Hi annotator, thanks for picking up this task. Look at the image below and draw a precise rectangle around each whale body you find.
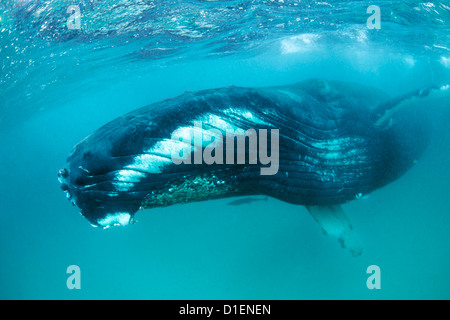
[58,79,448,256]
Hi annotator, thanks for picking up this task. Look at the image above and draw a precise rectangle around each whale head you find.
[57,117,151,228]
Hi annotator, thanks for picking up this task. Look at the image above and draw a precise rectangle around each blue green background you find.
[0,0,449,299]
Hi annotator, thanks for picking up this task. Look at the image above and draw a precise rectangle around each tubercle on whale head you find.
[57,168,75,203]
[57,168,69,188]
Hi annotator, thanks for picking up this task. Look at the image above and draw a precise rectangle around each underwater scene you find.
[0,0,449,300]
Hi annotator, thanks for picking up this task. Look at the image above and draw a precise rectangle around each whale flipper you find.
[372,84,450,128]
[306,205,363,257]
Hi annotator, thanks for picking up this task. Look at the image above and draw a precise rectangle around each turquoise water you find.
[1,0,450,299]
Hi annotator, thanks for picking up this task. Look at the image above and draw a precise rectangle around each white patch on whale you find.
[113,151,175,191]
[115,169,146,183]
[97,212,131,228]
[222,108,270,126]
[126,153,172,173]
[200,114,238,132]
[114,170,145,191]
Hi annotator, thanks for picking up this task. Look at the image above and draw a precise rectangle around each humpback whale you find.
[58,79,449,256]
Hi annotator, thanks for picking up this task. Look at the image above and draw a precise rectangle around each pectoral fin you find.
[306,205,363,257]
